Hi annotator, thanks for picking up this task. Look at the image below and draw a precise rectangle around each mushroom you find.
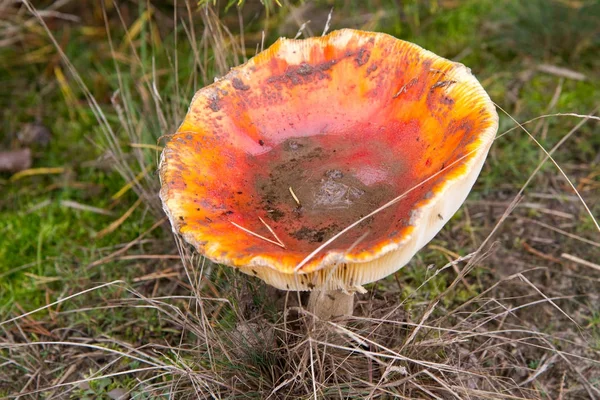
[159,29,498,319]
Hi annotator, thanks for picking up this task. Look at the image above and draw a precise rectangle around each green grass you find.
[0,128,156,312]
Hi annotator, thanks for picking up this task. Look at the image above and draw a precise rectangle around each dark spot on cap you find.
[324,169,344,179]
[354,48,370,67]
[440,96,455,105]
[208,94,220,112]
[232,77,250,91]
[266,60,336,88]
[297,63,314,76]
[366,64,378,76]
[258,139,265,146]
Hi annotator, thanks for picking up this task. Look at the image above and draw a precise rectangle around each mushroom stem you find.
[308,290,355,320]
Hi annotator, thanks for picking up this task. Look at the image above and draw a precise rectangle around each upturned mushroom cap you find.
[159,29,498,292]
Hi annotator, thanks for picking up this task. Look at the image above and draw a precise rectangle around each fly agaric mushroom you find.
[159,29,498,319]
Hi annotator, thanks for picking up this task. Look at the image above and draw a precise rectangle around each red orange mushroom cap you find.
[159,29,498,292]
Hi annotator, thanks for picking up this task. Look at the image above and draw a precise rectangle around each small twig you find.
[537,64,586,81]
[522,241,562,264]
[561,253,600,272]
[393,78,418,98]
[288,186,301,206]
[133,270,180,282]
[427,244,473,291]
[230,221,285,248]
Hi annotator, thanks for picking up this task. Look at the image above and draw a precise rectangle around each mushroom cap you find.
[159,29,498,292]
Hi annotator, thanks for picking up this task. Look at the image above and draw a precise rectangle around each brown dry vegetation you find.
[1,0,599,399]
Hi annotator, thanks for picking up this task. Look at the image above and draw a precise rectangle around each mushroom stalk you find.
[308,290,354,319]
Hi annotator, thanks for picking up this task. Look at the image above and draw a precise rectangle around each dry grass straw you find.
[3,247,599,398]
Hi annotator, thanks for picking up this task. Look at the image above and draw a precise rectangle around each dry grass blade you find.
[523,218,600,248]
[231,220,285,248]
[111,165,152,201]
[10,167,65,181]
[519,354,558,386]
[561,253,600,272]
[400,300,438,351]
[322,8,334,36]
[537,64,587,81]
[517,274,580,328]
[288,186,301,205]
[259,216,286,247]
[0,281,124,327]
[459,107,600,286]
[88,217,166,268]
[129,143,164,151]
[493,102,599,232]
[96,198,143,239]
[59,200,115,216]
